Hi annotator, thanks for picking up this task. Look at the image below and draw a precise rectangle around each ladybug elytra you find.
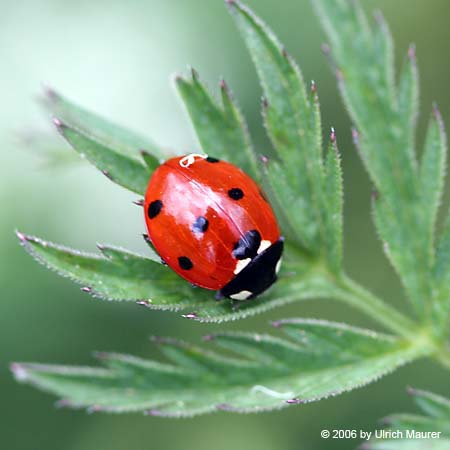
[144,153,283,300]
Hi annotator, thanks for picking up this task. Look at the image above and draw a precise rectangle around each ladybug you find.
[144,153,283,300]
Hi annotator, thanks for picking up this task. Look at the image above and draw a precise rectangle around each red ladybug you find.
[144,153,283,300]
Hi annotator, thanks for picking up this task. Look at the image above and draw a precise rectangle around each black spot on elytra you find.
[192,216,209,233]
[228,188,244,200]
[148,200,163,219]
[233,230,261,260]
[178,256,193,270]
[206,156,220,163]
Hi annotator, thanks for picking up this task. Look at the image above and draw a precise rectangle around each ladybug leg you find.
[142,233,153,248]
[190,283,198,288]
[215,291,224,301]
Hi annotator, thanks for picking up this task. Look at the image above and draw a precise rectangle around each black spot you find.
[192,216,209,233]
[178,256,193,270]
[228,188,244,200]
[233,230,261,260]
[148,200,163,219]
[206,156,220,163]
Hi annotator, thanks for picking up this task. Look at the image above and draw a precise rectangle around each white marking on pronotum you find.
[230,290,252,300]
[250,385,294,399]
[275,257,283,274]
[179,153,208,168]
[234,258,251,275]
[257,240,271,254]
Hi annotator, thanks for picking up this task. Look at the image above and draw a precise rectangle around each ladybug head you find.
[219,237,284,301]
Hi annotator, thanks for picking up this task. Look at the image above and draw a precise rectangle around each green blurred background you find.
[2,1,450,449]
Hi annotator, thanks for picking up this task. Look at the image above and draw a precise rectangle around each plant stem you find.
[334,274,418,339]
[334,274,450,373]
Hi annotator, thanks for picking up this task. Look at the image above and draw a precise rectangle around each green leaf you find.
[420,108,447,274]
[372,11,396,107]
[10,319,423,416]
[397,45,419,162]
[227,1,326,255]
[425,107,449,336]
[367,389,450,449]
[140,150,160,173]
[383,413,450,437]
[227,1,344,275]
[409,387,450,421]
[42,87,168,160]
[16,232,337,322]
[314,0,441,317]
[322,135,343,273]
[175,70,258,178]
[54,120,151,195]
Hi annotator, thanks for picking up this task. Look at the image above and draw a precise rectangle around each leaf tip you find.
[92,351,109,360]
[216,403,234,411]
[55,398,73,409]
[136,300,152,307]
[408,43,416,61]
[330,127,336,143]
[10,363,29,382]
[432,102,442,120]
[373,9,387,28]
[285,398,304,404]
[219,78,228,91]
[351,127,360,145]
[202,334,215,341]
[52,117,65,129]
[173,73,183,85]
[15,230,28,243]
[139,149,147,156]
[378,415,392,426]
[87,404,103,414]
[190,67,199,81]
[406,385,418,396]
[150,336,174,346]
[42,83,59,101]
[144,409,164,416]
[101,169,113,181]
[181,312,198,320]
[321,43,331,55]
